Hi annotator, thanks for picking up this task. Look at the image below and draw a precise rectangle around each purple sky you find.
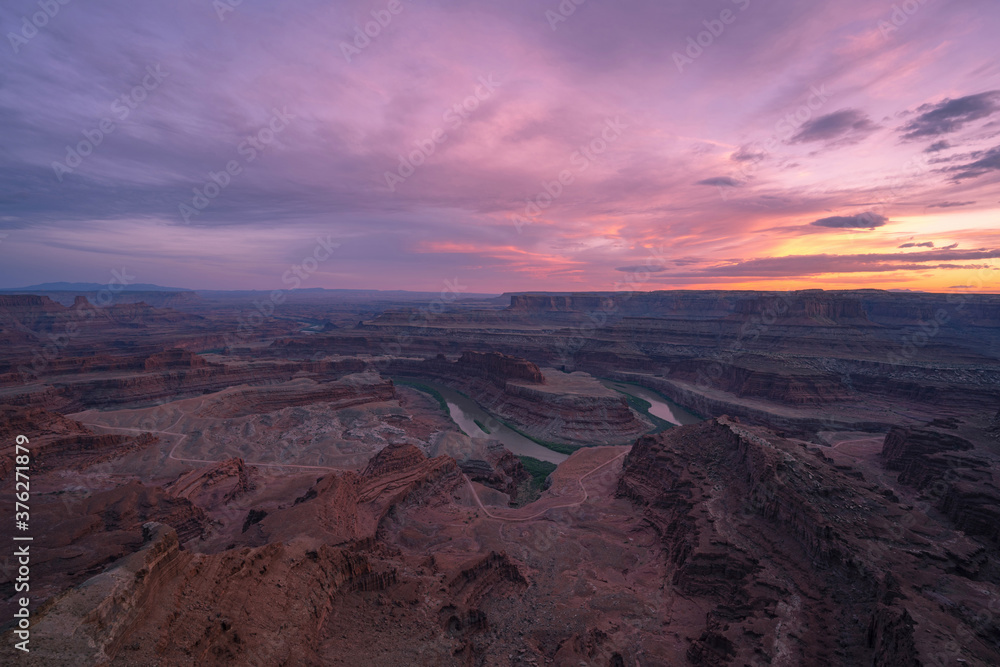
[1,0,998,293]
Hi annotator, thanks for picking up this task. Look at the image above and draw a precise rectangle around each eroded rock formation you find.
[882,426,1000,546]
[619,418,1000,665]
[2,288,999,665]
[455,351,545,386]
[389,353,651,445]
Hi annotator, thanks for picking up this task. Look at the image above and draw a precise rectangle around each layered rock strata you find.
[388,353,651,445]
[619,418,1000,665]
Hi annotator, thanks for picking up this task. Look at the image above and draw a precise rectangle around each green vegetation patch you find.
[392,378,469,435]
[606,379,704,421]
[604,381,675,435]
[394,378,585,454]
[496,418,582,455]
[392,378,448,412]
[518,455,558,491]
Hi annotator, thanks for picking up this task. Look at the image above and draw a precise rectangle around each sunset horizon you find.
[2,0,998,294]
[2,3,1000,665]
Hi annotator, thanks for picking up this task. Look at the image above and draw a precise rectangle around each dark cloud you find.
[901,91,1000,140]
[810,213,887,229]
[730,145,766,163]
[924,140,951,153]
[615,265,668,273]
[926,201,976,208]
[671,248,1000,278]
[789,109,878,144]
[696,177,741,187]
[899,242,934,248]
[947,145,1000,180]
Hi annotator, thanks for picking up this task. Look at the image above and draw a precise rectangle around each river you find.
[408,379,700,466]
[415,382,569,464]
[602,380,702,426]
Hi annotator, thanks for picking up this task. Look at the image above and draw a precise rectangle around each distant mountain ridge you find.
[0,284,503,300]
[0,282,193,292]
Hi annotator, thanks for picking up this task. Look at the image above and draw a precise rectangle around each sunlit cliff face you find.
[0,0,998,292]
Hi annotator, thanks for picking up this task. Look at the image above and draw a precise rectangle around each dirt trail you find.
[78,415,344,473]
[79,404,630,523]
[466,448,628,522]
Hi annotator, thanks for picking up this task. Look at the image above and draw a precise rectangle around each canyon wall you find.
[618,418,1000,665]
[387,353,651,445]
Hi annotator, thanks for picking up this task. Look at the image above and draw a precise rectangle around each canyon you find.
[0,288,998,665]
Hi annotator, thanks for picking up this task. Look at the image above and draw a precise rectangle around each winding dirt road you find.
[79,411,630,523]
[78,416,344,473]
[465,449,629,522]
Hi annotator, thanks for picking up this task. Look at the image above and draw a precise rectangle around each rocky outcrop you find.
[455,351,545,386]
[8,356,379,412]
[492,376,650,445]
[78,481,209,544]
[425,431,531,502]
[448,551,527,609]
[458,440,531,500]
[2,527,392,666]
[239,443,464,547]
[362,442,428,477]
[881,426,1000,546]
[165,458,257,506]
[618,418,1000,665]
[0,442,469,664]
[508,293,620,314]
[733,291,870,322]
[667,358,855,405]
[552,628,627,667]
[881,426,976,487]
[31,432,159,472]
[0,406,157,479]
[0,480,209,634]
[0,294,67,333]
[0,404,89,444]
[0,523,190,666]
[437,551,528,656]
[199,374,395,418]
[131,542,395,665]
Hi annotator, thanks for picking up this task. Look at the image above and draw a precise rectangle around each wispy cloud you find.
[926,201,976,209]
[901,91,1000,140]
[696,177,741,187]
[789,109,878,145]
[947,145,1000,181]
[811,213,888,229]
[0,0,997,291]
